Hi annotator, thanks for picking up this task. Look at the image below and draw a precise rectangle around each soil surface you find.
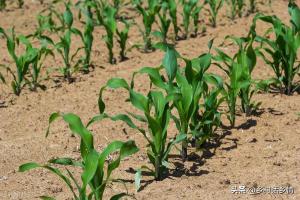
[0,0,299,200]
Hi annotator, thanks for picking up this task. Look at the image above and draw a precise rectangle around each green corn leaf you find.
[81,149,99,188]
[103,5,117,34]
[63,3,73,28]
[48,157,83,167]
[18,35,31,47]
[176,72,193,115]
[19,162,41,172]
[98,78,130,113]
[246,42,257,72]
[107,78,130,90]
[163,47,178,82]
[46,112,60,137]
[150,91,167,117]
[129,90,149,112]
[86,113,108,127]
[288,2,300,31]
[126,111,147,122]
[98,140,137,177]
[134,67,167,89]
[62,113,94,152]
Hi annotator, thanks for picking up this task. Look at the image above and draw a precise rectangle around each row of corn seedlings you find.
[18,2,300,198]
[0,0,131,94]
[0,0,269,95]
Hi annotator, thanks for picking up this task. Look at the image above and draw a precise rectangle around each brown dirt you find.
[0,0,299,200]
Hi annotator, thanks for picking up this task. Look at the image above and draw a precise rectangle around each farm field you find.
[0,0,299,200]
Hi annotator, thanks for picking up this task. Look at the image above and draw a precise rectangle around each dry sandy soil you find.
[0,0,299,199]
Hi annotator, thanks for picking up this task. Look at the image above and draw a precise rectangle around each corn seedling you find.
[214,33,259,127]
[92,80,185,184]
[0,0,6,11]
[167,0,179,40]
[50,2,83,82]
[191,5,202,37]
[19,113,138,200]
[81,9,94,73]
[169,53,223,158]
[97,4,117,64]
[205,0,224,28]
[182,0,202,39]
[72,9,95,73]
[153,1,171,43]
[253,2,300,95]
[0,28,38,95]
[131,44,223,159]
[226,0,244,20]
[93,48,201,182]
[95,79,185,180]
[133,0,161,52]
[36,2,77,81]
[116,19,131,61]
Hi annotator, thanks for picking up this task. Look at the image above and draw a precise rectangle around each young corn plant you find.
[226,0,244,20]
[182,0,203,39]
[131,45,223,159]
[214,34,258,127]
[72,8,95,73]
[98,5,117,64]
[36,2,77,82]
[253,2,300,95]
[92,80,185,183]
[92,48,199,182]
[167,0,180,40]
[0,28,38,95]
[170,55,223,158]
[133,0,161,52]
[205,0,224,28]
[153,1,171,43]
[116,19,131,61]
[19,113,139,200]
[52,2,83,82]
[191,5,203,37]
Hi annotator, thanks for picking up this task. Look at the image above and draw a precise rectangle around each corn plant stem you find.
[229,97,236,127]
[144,32,152,52]
[180,123,188,161]
[155,156,162,180]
